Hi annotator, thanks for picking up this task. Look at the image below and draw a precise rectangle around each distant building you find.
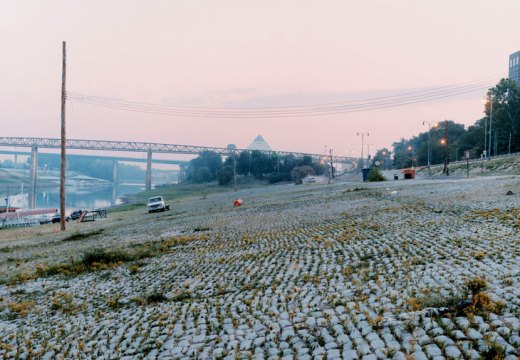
[247,135,272,151]
[509,51,520,84]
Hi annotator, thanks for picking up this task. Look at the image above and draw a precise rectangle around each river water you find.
[2,184,144,211]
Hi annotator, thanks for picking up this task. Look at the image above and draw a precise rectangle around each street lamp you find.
[366,144,374,159]
[407,146,415,168]
[356,132,369,168]
[423,121,438,173]
[440,138,449,175]
[483,96,493,161]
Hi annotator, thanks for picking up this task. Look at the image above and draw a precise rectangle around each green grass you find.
[4,233,209,284]
[419,155,520,176]
[111,179,268,214]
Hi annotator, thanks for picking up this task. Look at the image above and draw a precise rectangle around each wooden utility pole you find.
[443,120,449,176]
[233,152,237,192]
[329,149,334,179]
[60,41,67,231]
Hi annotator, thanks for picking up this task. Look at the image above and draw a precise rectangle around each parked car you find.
[147,196,170,213]
[70,209,83,220]
[51,212,70,223]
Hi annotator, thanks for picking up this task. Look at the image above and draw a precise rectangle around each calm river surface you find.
[3,184,144,211]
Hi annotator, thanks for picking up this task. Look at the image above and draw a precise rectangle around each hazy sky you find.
[1,0,519,158]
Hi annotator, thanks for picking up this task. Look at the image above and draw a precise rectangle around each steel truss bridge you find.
[0,137,354,162]
[0,137,355,208]
[0,150,186,166]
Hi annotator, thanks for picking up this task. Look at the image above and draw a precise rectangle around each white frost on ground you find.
[0,176,519,359]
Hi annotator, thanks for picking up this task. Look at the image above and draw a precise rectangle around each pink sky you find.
[1,0,519,159]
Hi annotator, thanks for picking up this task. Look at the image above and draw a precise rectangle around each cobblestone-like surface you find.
[0,177,519,359]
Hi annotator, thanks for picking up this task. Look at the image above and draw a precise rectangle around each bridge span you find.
[0,137,355,208]
[0,150,187,166]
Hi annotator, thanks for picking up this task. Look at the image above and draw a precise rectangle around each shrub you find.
[408,292,466,311]
[472,251,486,260]
[107,294,122,309]
[267,173,286,184]
[291,165,315,184]
[8,300,35,318]
[146,292,168,304]
[464,292,506,317]
[50,292,81,314]
[465,277,488,295]
[368,168,385,182]
[170,291,192,302]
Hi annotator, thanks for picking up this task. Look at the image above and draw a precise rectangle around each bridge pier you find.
[145,149,152,191]
[29,146,38,209]
[112,160,118,206]
[178,164,187,183]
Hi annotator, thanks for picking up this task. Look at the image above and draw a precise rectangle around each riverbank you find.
[0,176,519,358]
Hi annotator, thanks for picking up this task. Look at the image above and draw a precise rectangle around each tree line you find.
[373,78,520,169]
[185,150,328,185]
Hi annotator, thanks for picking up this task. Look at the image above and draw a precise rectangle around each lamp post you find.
[483,96,493,161]
[366,143,374,166]
[329,148,334,179]
[440,138,449,175]
[407,146,414,168]
[423,121,437,173]
[357,132,369,168]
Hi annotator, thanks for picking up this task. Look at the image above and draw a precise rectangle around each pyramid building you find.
[247,135,272,151]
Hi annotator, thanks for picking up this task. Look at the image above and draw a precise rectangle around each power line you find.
[67,80,493,114]
[68,73,503,110]
[66,75,504,119]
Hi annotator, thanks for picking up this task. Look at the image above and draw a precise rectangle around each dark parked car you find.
[70,209,83,220]
[51,212,70,223]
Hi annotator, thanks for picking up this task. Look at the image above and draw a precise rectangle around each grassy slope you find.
[414,155,520,177]
[112,178,272,213]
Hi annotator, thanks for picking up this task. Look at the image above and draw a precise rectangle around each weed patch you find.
[62,229,104,242]
[8,233,209,284]
[7,300,35,318]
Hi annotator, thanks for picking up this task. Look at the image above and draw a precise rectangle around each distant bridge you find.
[0,137,353,161]
[0,137,355,208]
[0,150,186,166]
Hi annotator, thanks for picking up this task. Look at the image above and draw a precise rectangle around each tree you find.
[186,151,222,183]
[372,148,392,169]
[391,120,467,168]
[291,165,315,184]
[250,151,273,178]
[192,166,213,183]
[236,151,251,175]
[486,78,520,155]
[217,165,234,185]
